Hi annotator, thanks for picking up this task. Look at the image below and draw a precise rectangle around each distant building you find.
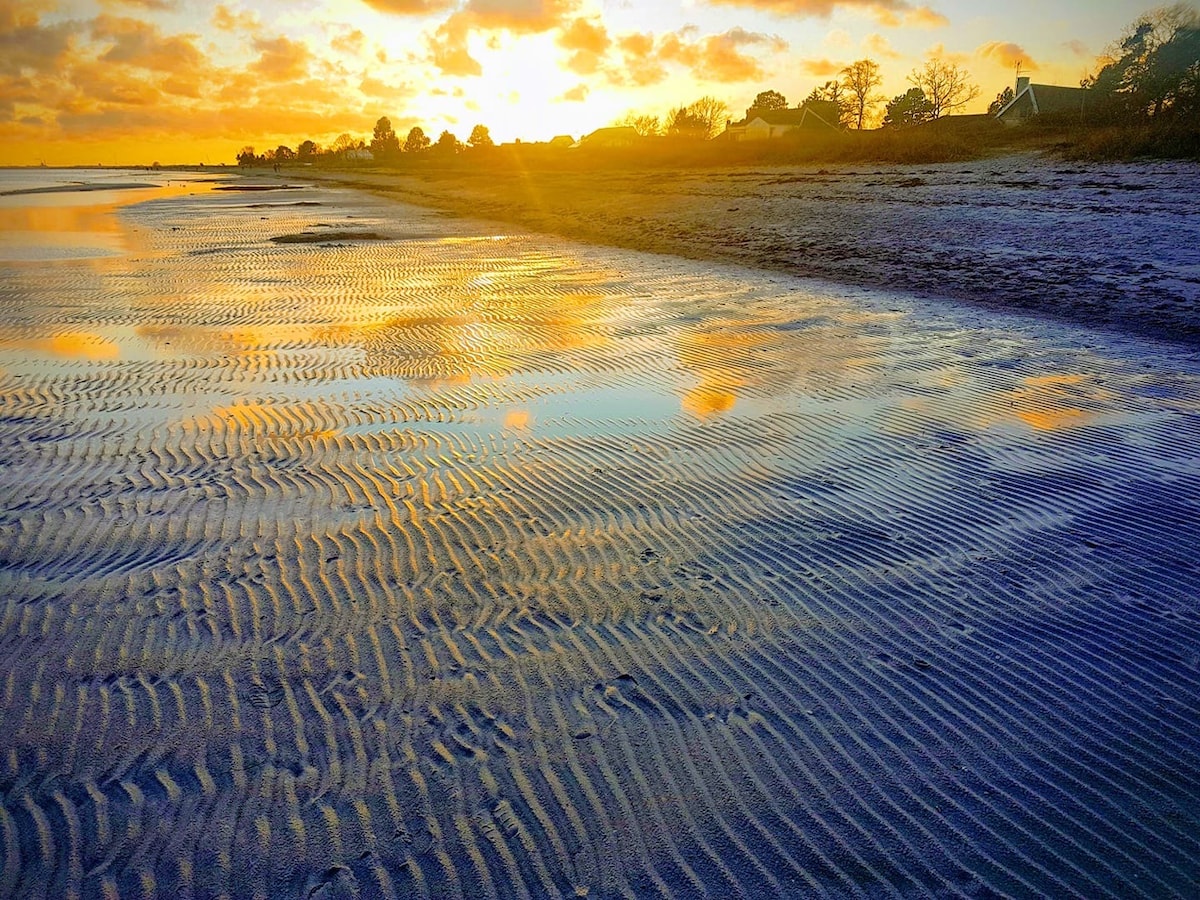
[343,148,374,161]
[547,135,575,149]
[723,106,840,141]
[995,76,1090,124]
[581,126,640,148]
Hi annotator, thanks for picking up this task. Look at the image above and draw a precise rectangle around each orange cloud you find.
[331,28,366,55]
[99,0,175,9]
[429,16,481,76]
[557,16,609,73]
[0,3,79,76]
[249,35,312,81]
[615,32,666,86]
[977,41,1037,70]
[863,32,901,59]
[618,27,787,86]
[212,5,260,32]
[92,15,204,71]
[905,6,949,27]
[707,0,904,18]
[558,83,588,102]
[359,0,455,12]
[800,57,843,76]
[460,0,578,33]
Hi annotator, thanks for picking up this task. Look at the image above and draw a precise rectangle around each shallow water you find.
[1,177,1199,898]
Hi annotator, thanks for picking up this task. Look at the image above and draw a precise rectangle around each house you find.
[995,76,1090,124]
[342,148,374,161]
[723,106,839,141]
[581,126,640,148]
[547,135,575,149]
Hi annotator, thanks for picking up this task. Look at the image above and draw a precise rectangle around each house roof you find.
[996,83,1089,119]
[584,126,639,141]
[731,106,838,130]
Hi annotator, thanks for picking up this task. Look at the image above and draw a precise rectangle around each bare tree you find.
[687,96,730,139]
[619,112,662,137]
[909,59,980,119]
[840,59,883,129]
[332,133,357,154]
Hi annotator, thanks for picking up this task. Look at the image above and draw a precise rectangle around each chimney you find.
[1016,75,1031,95]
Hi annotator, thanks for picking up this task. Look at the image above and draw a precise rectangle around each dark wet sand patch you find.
[214,184,304,192]
[269,230,388,243]
[0,182,156,196]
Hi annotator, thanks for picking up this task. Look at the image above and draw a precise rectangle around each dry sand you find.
[303,153,1200,344]
[1,172,1200,897]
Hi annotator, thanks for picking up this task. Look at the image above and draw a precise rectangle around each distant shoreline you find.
[291,153,1200,346]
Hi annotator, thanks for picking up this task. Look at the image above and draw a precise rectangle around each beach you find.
[303,153,1200,344]
[1,168,1200,898]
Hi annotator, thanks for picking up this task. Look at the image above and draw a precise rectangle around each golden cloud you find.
[0,3,79,76]
[707,0,906,18]
[98,0,176,9]
[460,0,578,33]
[92,15,204,71]
[800,57,844,76]
[359,0,455,13]
[863,32,901,58]
[558,83,588,101]
[977,40,1037,70]
[614,27,786,86]
[249,35,312,81]
[429,16,481,76]
[557,17,610,74]
[212,5,260,32]
[331,28,366,55]
[615,32,666,86]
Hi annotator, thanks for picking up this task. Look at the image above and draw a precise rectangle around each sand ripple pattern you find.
[2,185,1200,899]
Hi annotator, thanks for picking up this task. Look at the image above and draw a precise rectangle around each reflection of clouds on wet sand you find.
[2,178,1199,900]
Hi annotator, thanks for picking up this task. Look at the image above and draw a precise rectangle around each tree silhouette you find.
[987,86,1015,115]
[468,124,494,148]
[297,140,319,160]
[688,96,730,138]
[1086,4,1200,120]
[274,145,295,161]
[882,87,935,128]
[751,90,788,110]
[666,105,708,139]
[370,116,401,157]
[404,126,430,153]
[236,146,258,166]
[619,112,661,136]
[908,59,980,119]
[434,130,460,155]
[332,133,356,154]
[803,81,850,127]
[840,59,883,129]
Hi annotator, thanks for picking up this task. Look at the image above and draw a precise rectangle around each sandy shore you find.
[301,153,1200,344]
[3,174,1200,897]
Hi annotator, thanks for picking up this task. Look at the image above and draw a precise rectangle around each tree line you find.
[237,119,495,166]
[234,4,1199,166]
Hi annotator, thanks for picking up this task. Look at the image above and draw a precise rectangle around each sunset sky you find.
[1,0,1163,166]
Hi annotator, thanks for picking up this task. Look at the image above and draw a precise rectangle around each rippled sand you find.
[2,178,1200,898]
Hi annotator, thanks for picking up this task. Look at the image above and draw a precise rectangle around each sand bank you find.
[1,176,1199,897]
[302,153,1200,343]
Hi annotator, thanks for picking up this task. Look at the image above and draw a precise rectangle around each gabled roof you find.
[731,106,838,130]
[584,126,639,141]
[996,83,1090,119]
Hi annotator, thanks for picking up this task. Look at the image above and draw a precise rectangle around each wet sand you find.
[303,154,1200,344]
[2,176,1200,897]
